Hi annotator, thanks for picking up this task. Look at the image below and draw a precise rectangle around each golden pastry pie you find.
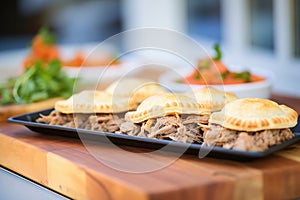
[55,90,135,114]
[185,87,237,112]
[37,90,134,133]
[105,78,167,106]
[209,98,297,131]
[203,98,298,151]
[124,93,210,143]
[125,93,210,123]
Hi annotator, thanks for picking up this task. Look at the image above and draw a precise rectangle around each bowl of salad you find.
[61,45,140,84]
[23,27,140,85]
[158,45,273,98]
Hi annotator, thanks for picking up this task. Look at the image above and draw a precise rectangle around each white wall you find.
[221,0,300,97]
[121,0,300,97]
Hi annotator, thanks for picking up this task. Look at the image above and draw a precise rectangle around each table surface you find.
[0,93,300,200]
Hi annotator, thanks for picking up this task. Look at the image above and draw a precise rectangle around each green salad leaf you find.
[0,60,76,105]
[38,27,56,45]
[234,71,251,82]
[213,44,222,61]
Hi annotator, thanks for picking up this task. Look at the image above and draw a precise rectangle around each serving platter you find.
[7,109,300,161]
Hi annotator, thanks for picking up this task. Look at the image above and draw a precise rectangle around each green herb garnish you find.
[220,70,230,80]
[0,60,76,105]
[38,27,56,45]
[234,71,251,82]
[213,44,222,61]
[194,73,201,80]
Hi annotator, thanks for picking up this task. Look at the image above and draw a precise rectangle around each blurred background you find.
[0,0,299,96]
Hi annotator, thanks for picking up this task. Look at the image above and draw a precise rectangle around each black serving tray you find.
[7,109,300,161]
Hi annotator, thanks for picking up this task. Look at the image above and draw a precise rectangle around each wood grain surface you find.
[0,110,299,198]
[0,97,62,122]
[0,95,299,200]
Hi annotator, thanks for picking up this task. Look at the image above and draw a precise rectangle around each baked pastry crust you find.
[125,93,211,123]
[186,87,237,111]
[209,98,298,131]
[55,90,134,114]
[105,78,167,105]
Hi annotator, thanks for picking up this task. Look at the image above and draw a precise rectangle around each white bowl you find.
[60,44,142,85]
[158,66,273,99]
[63,56,139,83]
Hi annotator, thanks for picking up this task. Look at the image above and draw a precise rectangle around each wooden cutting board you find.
[0,93,299,200]
[1,122,300,200]
[0,97,62,122]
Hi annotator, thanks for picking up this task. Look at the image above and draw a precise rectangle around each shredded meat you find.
[38,111,206,144]
[116,114,205,143]
[203,124,295,151]
[37,110,125,132]
[37,110,76,127]
[254,129,294,148]
[203,124,237,147]
[233,132,264,151]
[183,114,209,125]
[137,114,204,143]
[117,122,141,136]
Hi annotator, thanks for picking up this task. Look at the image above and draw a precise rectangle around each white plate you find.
[158,66,273,98]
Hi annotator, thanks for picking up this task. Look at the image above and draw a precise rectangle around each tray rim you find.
[7,108,300,160]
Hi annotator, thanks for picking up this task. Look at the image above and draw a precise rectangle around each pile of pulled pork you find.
[203,124,294,151]
[37,110,125,133]
[37,111,207,143]
[37,111,294,151]
[118,114,208,143]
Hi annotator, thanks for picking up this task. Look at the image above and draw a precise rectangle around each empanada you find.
[105,78,167,106]
[203,98,298,151]
[125,93,210,123]
[55,90,135,114]
[185,87,237,112]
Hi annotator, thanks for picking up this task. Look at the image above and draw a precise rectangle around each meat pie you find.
[185,87,237,112]
[124,93,213,143]
[105,78,167,107]
[37,78,168,133]
[122,87,237,143]
[203,98,298,151]
[36,90,135,132]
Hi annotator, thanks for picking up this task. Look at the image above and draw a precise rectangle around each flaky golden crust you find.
[55,90,135,114]
[209,98,298,131]
[125,93,211,123]
[186,87,238,112]
[105,78,167,105]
